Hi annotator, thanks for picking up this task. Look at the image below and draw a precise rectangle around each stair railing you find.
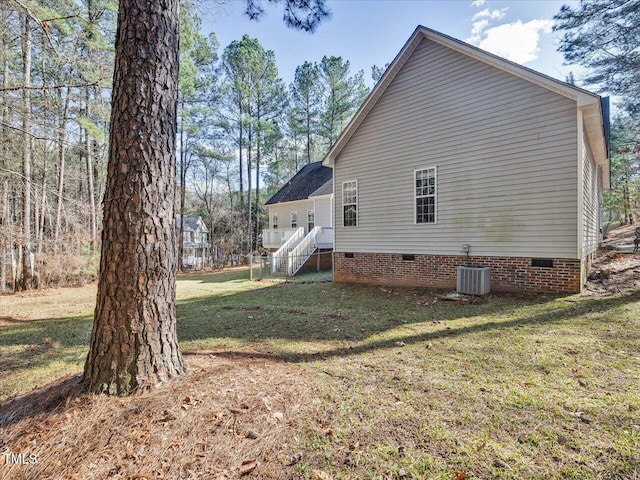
[288,226,322,275]
[271,227,304,273]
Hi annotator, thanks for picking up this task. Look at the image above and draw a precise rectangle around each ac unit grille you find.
[457,266,491,295]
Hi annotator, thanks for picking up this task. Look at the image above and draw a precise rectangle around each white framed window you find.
[415,167,436,224]
[307,210,315,231]
[272,213,278,229]
[343,180,358,227]
[290,211,298,228]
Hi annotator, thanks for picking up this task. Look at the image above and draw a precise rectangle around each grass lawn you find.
[1,266,639,479]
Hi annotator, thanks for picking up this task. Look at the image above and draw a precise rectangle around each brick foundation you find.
[334,252,582,294]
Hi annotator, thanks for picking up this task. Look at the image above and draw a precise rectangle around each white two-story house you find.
[177,215,210,270]
[262,161,334,275]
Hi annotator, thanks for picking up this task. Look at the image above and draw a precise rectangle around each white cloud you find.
[472,8,508,21]
[466,8,508,43]
[467,19,489,43]
[471,0,486,6]
[477,19,554,64]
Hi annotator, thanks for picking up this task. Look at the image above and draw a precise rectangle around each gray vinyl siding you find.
[334,38,579,258]
[582,129,599,257]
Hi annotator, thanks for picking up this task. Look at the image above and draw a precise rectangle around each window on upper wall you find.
[272,213,278,229]
[290,211,298,228]
[307,210,315,231]
[343,180,358,227]
[415,167,436,224]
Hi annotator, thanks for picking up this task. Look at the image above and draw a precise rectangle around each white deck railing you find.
[271,227,304,274]
[262,228,300,248]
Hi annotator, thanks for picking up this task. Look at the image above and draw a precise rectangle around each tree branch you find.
[0,80,102,92]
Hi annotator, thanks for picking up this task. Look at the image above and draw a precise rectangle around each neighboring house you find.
[263,161,334,275]
[322,26,610,294]
[177,215,210,270]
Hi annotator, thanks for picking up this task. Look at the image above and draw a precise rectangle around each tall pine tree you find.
[554,0,640,113]
[318,55,368,150]
[290,61,322,164]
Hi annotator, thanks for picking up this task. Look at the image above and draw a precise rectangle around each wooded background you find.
[1,0,638,292]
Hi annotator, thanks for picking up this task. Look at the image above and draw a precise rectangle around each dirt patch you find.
[603,222,639,246]
[585,224,640,296]
[0,354,321,480]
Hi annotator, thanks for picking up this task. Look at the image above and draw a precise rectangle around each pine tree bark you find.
[83,0,185,395]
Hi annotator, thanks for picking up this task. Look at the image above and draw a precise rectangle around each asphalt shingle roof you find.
[309,179,333,197]
[265,161,333,205]
[176,215,201,231]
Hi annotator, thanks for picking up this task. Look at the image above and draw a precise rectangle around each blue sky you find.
[201,0,582,89]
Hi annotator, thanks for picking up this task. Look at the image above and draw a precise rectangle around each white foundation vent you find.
[457,266,491,295]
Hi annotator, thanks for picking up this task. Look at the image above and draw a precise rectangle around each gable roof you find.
[265,161,333,205]
[176,215,207,232]
[322,25,609,185]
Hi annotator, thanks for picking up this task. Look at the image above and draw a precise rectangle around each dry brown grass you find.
[0,284,96,327]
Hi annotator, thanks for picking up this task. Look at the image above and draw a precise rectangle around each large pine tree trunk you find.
[83,0,185,395]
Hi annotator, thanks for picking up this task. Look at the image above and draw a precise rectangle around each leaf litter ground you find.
[1,354,322,479]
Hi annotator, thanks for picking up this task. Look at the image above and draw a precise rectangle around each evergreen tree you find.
[605,115,640,223]
[554,0,640,113]
[252,51,287,250]
[221,35,286,252]
[83,0,185,395]
[371,63,389,84]
[290,61,322,164]
[220,35,256,243]
[177,3,218,270]
[318,55,368,150]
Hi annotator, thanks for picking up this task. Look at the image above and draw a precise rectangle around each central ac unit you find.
[457,266,491,295]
